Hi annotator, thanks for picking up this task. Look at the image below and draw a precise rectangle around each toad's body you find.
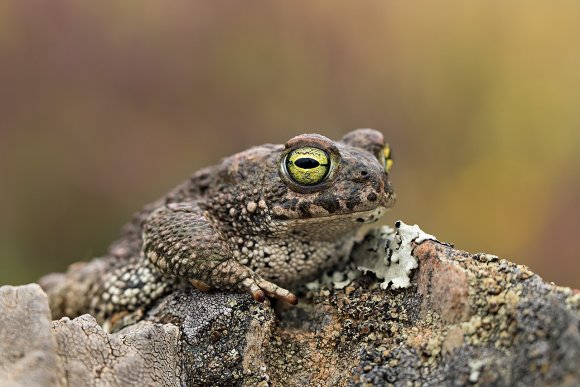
[42,129,395,325]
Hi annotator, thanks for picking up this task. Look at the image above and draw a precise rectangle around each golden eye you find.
[285,147,330,185]
[382,144,393,172]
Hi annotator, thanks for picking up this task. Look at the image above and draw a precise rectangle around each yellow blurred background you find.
[0,1,578,288]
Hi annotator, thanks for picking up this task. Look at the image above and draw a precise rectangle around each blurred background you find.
[0,1,578,288]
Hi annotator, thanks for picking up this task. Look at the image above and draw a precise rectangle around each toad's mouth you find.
[276,206,389,225]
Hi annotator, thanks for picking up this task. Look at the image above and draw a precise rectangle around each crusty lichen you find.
[308,221,435,292]
[354,221,434,289]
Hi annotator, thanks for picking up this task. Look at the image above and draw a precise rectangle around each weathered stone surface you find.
[0,285,275,386]
[0,284,59,387]
[145,289,276,386]
[52,315,181,386]
[1,237,579,386]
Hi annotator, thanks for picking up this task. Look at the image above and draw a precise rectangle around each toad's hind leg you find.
[90,258,176,328]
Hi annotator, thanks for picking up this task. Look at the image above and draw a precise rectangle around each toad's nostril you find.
[360,170,368,176]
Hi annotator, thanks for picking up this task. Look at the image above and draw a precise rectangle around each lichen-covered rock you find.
[269,240,579,386]
[1,233,579,386]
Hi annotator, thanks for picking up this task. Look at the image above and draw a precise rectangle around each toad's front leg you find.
[143,202,297,305]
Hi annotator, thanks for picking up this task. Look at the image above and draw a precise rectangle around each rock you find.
[0,285,59,387]
[0,285,274,386]
[1,233,579,386]
[51,315,180,386]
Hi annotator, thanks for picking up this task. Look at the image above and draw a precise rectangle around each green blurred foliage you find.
[0,1,578,287]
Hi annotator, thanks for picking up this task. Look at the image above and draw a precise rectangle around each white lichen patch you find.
[355,221,437,289]
[468,359,486,382]
[308,221,438,291]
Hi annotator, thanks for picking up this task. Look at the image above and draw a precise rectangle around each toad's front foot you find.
[240,275,298,305]
[190,259,298,305]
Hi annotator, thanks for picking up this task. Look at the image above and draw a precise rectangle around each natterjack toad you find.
[41,129,395,325]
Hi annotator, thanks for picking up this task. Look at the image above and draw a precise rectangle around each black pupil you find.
[295,157,320,169]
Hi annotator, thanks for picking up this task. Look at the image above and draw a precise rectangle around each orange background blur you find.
[0,1,578,288]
